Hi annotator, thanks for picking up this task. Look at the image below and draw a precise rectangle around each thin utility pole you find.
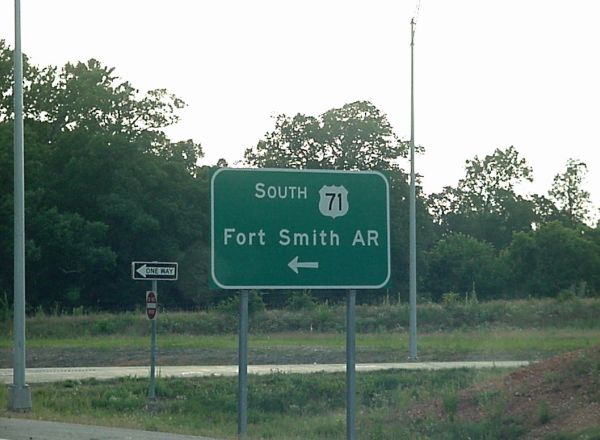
[408,18,418,361]
[9,0,32,411]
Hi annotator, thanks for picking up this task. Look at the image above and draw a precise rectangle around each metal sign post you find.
[346,290,357,440]
[408,17,419,361]
[210,168,390,440]
[238,290,249,437]
[131,261,177,402]
[9,0,32,412]
[147,285,158,401]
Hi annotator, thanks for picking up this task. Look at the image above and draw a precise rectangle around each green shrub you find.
[557,288,577,303]
[442,292,461,307]
[71,305,85,316]
[465,288,478,305]
[442,392,459,422]
[537,400,551,425]
[215,291,266,317]
[311,305,342,332]
[12,298,600,338]
[285,291,316,311]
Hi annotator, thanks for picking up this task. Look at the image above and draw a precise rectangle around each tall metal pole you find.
[9,0,32,412]
[238,290,249,438]
[346,289,357,440]
[408,18,418,361]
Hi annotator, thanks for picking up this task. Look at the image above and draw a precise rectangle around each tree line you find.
[0,41,598,312]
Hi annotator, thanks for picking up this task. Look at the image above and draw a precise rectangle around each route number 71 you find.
[318,185,349,219]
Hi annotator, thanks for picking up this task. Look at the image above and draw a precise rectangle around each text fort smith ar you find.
[220,182,381,248]
[222,228,379,247]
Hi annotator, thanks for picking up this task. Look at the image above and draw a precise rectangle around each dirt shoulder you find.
[410,346,600,438]
[0,346,404,368]
[0,345,540,368]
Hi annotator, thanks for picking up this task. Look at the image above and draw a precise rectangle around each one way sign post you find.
[131,261,178,402]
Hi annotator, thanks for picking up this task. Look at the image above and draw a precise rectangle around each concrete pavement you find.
[0,361,530,384]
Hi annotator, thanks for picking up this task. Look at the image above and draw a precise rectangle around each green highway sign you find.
[210,168,390,290]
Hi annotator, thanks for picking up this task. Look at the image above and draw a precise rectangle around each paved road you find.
[0,361,529,384]
[0,417,218,440]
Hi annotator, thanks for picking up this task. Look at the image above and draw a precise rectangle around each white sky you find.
[1,0,599,214]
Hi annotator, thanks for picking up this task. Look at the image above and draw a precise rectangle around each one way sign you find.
[132,261,178,281]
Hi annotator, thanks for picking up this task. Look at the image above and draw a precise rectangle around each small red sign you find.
[146,291,158,320]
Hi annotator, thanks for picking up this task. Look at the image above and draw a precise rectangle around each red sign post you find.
[146,291,157,320]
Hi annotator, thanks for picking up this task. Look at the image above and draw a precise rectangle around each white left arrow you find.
[136,264,148,277]
[288,256,319,274]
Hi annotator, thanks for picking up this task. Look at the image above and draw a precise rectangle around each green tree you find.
[548,158,592,226]
[25,207,116,308]
[244,101,407,170]
[529,194,562,227]
[425,233,501,301]
[35,129,208,309]
[388,169,441,301]
[0,40,208,310]
[30,59,185,142]
[429,146,536,249]
[245,100,438,301]
[461,146,533,207]
[1,40,56,124]
[503,222,600,297]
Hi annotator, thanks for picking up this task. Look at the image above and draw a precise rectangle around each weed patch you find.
[537,400,551,425]
[13,298,600,341]
[1,369,511,440]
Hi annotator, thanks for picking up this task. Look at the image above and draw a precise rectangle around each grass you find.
[2,328,597,362]
[545,427,600,440]
[1,299,598,438]
[5,357,597,439]
[3,297,599,340]
[0,368,516,440]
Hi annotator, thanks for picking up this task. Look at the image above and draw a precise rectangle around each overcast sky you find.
[2,0,599,215]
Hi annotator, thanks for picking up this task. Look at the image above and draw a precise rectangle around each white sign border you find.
[210,167,391,290]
